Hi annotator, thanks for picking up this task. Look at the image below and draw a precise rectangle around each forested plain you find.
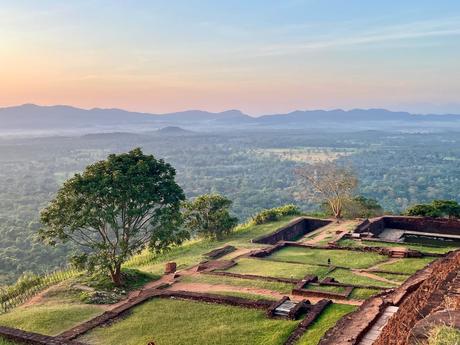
[1,129,460,283]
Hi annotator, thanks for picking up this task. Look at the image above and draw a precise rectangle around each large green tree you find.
[39,148,187,286]
[405,200,460,219]
[182,194,238,240]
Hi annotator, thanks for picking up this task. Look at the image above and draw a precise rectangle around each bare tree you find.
[294,162,357,219]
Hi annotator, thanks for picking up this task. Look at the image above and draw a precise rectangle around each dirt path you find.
[22,285,57,307]
[105,273,177,311]
[352,270,399,285]
[365,258,401,271]
[167,281,362,306]
[303,220,359,245]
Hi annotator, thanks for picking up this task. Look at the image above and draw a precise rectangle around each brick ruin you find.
[1,216,458,345]
[252,217,331,244]
[318,249,460,345]
[355,215,460,238]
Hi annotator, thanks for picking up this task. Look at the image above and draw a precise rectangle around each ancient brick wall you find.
[356,216,460,237]
[383,216,460,235]
[373,250,460,345]
[0,326,84,345]
[252,217,331,244]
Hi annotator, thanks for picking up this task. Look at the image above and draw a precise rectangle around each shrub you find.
[251,205,300,225]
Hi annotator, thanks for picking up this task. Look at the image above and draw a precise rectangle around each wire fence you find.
[0,268,80,314]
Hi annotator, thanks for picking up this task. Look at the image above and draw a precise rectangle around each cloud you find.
[254,17,460,56]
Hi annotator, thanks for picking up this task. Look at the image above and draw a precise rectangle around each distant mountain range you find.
[1,104,460,135]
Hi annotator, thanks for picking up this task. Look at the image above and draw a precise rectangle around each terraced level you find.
[80,298,300,345]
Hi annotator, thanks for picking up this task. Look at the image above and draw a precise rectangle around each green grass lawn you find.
[373,272,410,283]
[349,288,382,300]
[337,239,458,255]
[126,216,298,274]
[0,303,103,336]
[268,246,386,269]
[297,304,357,345]
[226,258,330,279]
[377,257,435,274]
[180,274,294,294]
[81,298,300,345]
[304,284,346,294]
[427,325,460,345]
[327,269,395,288]
[0,338,19,345]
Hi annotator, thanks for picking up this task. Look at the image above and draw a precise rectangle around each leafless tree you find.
[294,162,357,219]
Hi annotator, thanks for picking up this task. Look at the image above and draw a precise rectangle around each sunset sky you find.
[1,0,460,115]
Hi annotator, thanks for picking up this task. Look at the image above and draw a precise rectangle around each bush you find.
[251,205,300,225]
[405,200,460,218]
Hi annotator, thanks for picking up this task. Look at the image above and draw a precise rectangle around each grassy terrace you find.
[268,246,386,269]
[377,257,436,275]
[0,302,103,336]
[125,217,299,275]
[337,239,457,255]
[180,274,294,294]
[0,215,453,345]
[80,299,300,345]
[226,258,330,279]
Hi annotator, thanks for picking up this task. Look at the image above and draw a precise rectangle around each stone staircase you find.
[358,306,399,345]
[273,299,298,317]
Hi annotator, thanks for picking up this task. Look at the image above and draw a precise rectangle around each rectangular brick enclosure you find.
[252,217,332,244]
[355,216,460,237]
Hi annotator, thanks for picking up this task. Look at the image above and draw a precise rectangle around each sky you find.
[1,0,460,115]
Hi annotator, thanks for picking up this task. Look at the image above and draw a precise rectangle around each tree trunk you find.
[110,264,123,287]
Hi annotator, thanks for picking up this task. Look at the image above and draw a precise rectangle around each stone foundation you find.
[252,217,331,244]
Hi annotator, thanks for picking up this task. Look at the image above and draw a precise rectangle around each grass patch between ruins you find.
[297,303,357,345]
[377,257,436,275]
[80,298,300,345]
[180,274,294,294]
[337,239,457,255]
[268,246,386,269]
[0,303,103,336]
[226,258,330,279]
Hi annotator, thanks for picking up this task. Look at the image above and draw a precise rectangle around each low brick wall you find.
[252,217,331,244]
[0,326,84,345]
[283,299,332,345]
[355,216,460,237]
[58,289,275,341]
[203,245,236,259]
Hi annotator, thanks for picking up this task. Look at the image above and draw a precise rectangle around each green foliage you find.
[183,194,238,239]
[81,298,299,345]
[405,199,460,218]
[427,325,460,345]
[1,130,460,282]
[77,268,158,292]
[322,195,383,219]
[251,204,301,225]
[39,148,187,285]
